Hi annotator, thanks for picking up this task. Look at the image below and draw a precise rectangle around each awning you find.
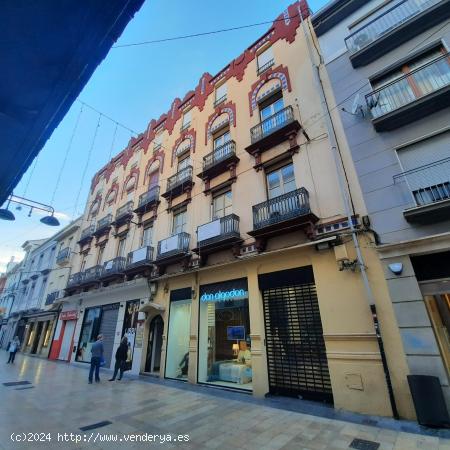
[139,302,165,313]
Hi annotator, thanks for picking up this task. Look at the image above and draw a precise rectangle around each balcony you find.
[345,0,450,67]
[112,201,134,227]
[245,106,301,155]
[248,188,318,242]
[56,247,71,265]
[366,54,450,131]
[180,122,191,132]
[45,290,61,306]
[193,214,242,260]
[257,58,275,76]
[66,272,83,290]
[198,141,240,180]
[99,257,126,283]
[124,246,154,278]
[80,265,102,286]
[155,232,190,270]
[134,186,160,215]
[394,157,450,224]
[93,214,113,238]
[78,225,95,246]
[213,94,227,108]
[162,166,194,199]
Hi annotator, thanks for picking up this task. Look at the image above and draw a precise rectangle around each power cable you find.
[72,114,102,218]
[113,13,303,48]
[49,105,84,206]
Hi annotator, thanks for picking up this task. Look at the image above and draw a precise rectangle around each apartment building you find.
[312,0,450,414]
[60,0,414,417]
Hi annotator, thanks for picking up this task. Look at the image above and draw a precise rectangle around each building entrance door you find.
[145,315,163,373]
[262,282,333,403]
[59,320,76,361]
[31,322,44,354]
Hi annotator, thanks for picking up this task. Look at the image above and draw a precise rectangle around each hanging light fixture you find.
[0,198,16,221]
[0,194,60,226]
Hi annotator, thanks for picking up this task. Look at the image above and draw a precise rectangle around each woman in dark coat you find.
[109,336,128,381]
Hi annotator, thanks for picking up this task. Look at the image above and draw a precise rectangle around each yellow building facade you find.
[63,1,414,419]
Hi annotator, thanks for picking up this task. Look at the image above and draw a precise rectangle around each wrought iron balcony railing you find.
[67,272,83,288]
[79,225,95,242]
[250,105,295,144]
[394,157,450,206]
[95,214,112,233]
[213,94,227,107]
[180,122,191,132]
[101,257,126,278]
[253,188,311,230]
[197,214,240,246]
[82,265,103,284]
[115,201,133,222]
[137,186,160,210]
[366,53,450,119]
[166,166,193,192]
[45,290,60,306]
[203,141,236,172]
[345,0,441,55]
[126,246,154,270]
[257,58,275,76]
[56,247,70,263]
[157,232,190,259]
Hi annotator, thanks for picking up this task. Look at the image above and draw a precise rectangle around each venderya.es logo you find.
[200,289,248,302]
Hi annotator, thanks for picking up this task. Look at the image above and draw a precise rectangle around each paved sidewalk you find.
[0,353,449,450]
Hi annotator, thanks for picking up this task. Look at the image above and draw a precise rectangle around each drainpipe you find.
[298,9,399,419]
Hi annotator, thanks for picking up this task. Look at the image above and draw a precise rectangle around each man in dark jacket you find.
[109,336,128,381]
[89,334,104,384]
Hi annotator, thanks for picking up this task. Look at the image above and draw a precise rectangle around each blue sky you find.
[0,0,329,271]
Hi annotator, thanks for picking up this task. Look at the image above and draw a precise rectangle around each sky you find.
[0,0,329,272]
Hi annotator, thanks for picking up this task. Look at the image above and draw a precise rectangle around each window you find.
[154,132,162,150]
[142,225,153,247]
[266,163,296,199]
[80,253,87,272]
[260,95,284,122]
[213,190,232,219]
[172,209,187,235]
[97,246,105,265]
[257,46,274,74]
[177,155,191,172]
[213,130,231,150]
[370,47,450,118]
[38,254,44,270]
[215,83,227,104]
[182,110,191,129]
[117,237,127,257]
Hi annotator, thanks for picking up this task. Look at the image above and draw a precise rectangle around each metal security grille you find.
[262,283,333,403]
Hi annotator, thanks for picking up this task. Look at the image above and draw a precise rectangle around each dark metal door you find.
[262,283,333,403]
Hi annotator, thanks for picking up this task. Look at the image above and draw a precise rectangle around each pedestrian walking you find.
[109,336,128,381]
[6,337,20,364]
[88,334,104,384]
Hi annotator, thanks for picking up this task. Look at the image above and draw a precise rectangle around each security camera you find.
[388,263,403,275]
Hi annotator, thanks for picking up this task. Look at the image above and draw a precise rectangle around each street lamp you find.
[0,194,60,226]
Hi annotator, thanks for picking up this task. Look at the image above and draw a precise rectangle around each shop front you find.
[198,278,252,391]
[165,288,192,380]
[49,310,78,361]
[76,303,119,367]
[22,313,57,358]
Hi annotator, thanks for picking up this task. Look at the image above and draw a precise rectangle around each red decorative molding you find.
[121,167,140,198]
[205,101,236,145]
[143,150,165,186]
[103,182,119,209]
[89,1,309,192]
[248,65,292,116]
[171,128,196,167]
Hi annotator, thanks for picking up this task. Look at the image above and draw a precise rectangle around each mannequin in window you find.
[237,340,251,366]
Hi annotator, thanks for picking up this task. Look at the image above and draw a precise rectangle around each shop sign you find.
[200,278,248,303]
[60,310,77,321]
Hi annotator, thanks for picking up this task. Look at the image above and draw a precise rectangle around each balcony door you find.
[260,96,284,136]
[173,210,187,235]
[266,163,296,200]
[142,225,153,247]
[212,190,232,219]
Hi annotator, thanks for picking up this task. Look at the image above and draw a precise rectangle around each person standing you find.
[88,334,104,384]
[109,336,128,381]
[6,336,20,364]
